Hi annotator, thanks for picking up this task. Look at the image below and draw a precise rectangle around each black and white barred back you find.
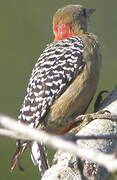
[19,36,85,127]
[18,36,85,174]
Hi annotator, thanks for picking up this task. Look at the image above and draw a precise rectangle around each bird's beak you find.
[86,8,96,17]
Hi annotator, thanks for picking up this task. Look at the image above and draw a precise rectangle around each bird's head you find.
[53,5,95,41]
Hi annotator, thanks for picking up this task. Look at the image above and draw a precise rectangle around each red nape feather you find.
[54,23,76,41]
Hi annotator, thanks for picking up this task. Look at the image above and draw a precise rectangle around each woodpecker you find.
[10,5,101,175]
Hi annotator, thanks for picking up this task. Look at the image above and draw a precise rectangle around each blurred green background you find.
[0,0,117,179]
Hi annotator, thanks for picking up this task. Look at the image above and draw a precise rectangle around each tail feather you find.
[31,142,49,175]
[10,140,27,172]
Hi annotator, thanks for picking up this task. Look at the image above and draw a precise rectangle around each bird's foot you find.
[71,110,112,133]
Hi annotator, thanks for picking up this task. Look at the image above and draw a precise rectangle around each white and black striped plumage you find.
[10,36,87,174]
[19,36,85,128]
[19,36,85,173]
[10,33,101,175]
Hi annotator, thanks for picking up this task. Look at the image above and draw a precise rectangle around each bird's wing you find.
[18,36,85,128]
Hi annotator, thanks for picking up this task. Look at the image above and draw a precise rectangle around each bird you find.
[10,4,102,175]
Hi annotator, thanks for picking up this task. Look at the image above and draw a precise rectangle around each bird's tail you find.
[10,140,27,172]
[31,142,49,175]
